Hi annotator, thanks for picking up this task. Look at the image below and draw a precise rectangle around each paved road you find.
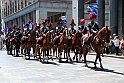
[0,50,124,83]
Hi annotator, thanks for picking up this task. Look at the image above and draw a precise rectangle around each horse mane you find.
[96,27,106,37]
[74,31,79,37]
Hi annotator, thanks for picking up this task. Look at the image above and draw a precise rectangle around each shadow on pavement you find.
[42,61,60,66]
[88,66,124,76]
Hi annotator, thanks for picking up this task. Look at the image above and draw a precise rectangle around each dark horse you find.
[82,26,112,70]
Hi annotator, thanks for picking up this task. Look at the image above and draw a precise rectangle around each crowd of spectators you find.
[104,33,124,58]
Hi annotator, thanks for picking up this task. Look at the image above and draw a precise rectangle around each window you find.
[15,0,17,12]
[25,0,27,7]
[8,6,9,15]
[51,16,53,22]
[54,14,61,22]
[21,1,23,9]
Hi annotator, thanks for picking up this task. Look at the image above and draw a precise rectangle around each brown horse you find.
[57,28,68,62]
[41,30,54,62]
[25,30,36,59]
[82,26,112,70]
[71,30,82,62]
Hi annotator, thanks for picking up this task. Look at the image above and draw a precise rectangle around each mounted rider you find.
[54,17,64,46]
[36,22,41,38]
[41,18,49,35]
[78,19,88,35]
[47,22,53,31]
[55,17,65,35]
[87,12,99,48]
[68,18,76,46]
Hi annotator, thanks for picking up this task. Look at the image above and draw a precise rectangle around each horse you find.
[41,30,54,62]
[24,29,36,59]
[71,30,82,62]
[57,28,69,62]
[81,26,112,70]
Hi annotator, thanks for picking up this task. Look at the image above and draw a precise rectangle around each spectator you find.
[113,33,116,40]
[109,36,114,54]
[113,36,120,55]
[120,35,124,58]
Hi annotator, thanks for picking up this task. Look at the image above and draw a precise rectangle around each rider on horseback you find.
[41,18,49,35]
[78,19,88,35]
[36,21,41,38]
[54,17,64,46]
[68,18,76,46]
[87,12,99,48]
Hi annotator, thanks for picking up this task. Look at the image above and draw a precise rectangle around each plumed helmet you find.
[89,12,97,19]
[28,19,32,23]
[37,22,41,25]
[42,18,48,25]
[80,19,85,24]
[70,18,76,26]
[13,23,17,27]
[57,17,63,25]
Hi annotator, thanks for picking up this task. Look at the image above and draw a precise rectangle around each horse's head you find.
[97,26,112,43]
[61,28,67,37]
[74,30,81,38]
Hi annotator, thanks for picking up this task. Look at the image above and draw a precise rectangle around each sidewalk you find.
[89,52,124,59]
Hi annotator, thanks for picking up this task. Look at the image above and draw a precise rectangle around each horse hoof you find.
[101,68,104,71]
[66,60,68,63]
[59,59,62,63]
[70,58,72,62]
[94,66,97,69]
[73,57,75,60]
[85,64,88,67]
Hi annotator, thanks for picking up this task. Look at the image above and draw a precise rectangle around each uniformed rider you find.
[87,12,99,48]
[78,19,88,35]
[41,18,49,35]
[68,18,76,46]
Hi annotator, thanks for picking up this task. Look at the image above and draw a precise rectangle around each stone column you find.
[36,9,40,23]
[98,0,105,29]
[72,0,84,29]
[109,0,118,34]
[78,0,84,25]
[33,10,36,23]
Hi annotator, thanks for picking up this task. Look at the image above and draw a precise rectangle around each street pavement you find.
[0,50,124,83]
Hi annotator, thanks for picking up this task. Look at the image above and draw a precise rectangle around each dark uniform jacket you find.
[41,27,49,34]
[68,28,76,36]
[78,25,88,35]
[87,21,99,32]
[56,26,64,33]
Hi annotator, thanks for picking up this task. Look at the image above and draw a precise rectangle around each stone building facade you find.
[1,0,72,28]
[1,0,124,36]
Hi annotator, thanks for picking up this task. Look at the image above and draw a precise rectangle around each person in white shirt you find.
[120,35,124,58]
[113,36,120,55]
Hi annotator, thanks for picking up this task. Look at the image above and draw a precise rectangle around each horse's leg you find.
[34,44,39,59]
[83,52,88,67]
[58,47,62,62]
[27,46,30,60]
[73,48,76,60]
[47,49,49,62]
[99,53,104,70]
[21,45,24,55]
[94,53,99,69]
[76,47,78,62]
